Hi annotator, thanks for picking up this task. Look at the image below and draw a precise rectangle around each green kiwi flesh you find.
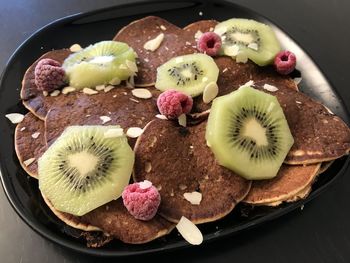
[63,41,137,89]
[155,54,219,97]
[206,86,294,180]
[214,19,281,66]
[38,126,134,216]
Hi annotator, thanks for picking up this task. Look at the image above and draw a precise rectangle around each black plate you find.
[0,0,349,257]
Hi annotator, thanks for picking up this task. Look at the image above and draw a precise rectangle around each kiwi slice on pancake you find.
[155,53,219,97]
[214,18,281,66]
[63,41,137,89]
[206,86,294,180]
[39,125,134,216]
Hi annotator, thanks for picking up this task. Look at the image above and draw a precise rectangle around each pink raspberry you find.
[197,32,222,56]
[274,50,296,75]
[34,58,66,92]
[122,180,161,221]
[157,90,193,119]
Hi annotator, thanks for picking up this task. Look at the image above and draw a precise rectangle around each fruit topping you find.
[274,50,297,75]
[34,58,66,92]
[155,54,219,97]
[197,32,222,56]
[38,125,135,216]
[157,90,193,119]
[205,86,294,180]
[122,180,161,221]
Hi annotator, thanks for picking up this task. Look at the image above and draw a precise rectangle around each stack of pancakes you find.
[15,16,350,247]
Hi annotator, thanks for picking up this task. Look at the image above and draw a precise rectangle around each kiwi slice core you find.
[155,54,219,97]
[206,86,294,180]
[214,18,281,66]
[39,126,134,216]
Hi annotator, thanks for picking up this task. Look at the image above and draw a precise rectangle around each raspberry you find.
[157,90,193,119]
[197,32,222,56]
[274,51,296,75]
[122,180,161,221]
[34,58,66,92]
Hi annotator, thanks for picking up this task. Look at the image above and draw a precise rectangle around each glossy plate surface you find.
[0,0,349,257]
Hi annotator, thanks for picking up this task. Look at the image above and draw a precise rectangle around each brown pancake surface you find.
[44,86,160,146]
[133,119,251,224]
[114,16,197,86]
[243,163,321,205]
[14,112,46,178]
[21,49,72,120]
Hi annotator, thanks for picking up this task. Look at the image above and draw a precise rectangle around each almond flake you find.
[104,85,114,93]
[129,98,140,103]
[126,60,138,73]
[263,84,279,92]
[95,85,105,91]
[122,92,128,95]
[113,95,117,98]
[179,184,187,190]
[224,45,239,56]
[235,51,248,63]
[23,158,35,166]
[145,162,152,173]
[293,77,302,85]
[100,116,111,124]
[132,88,152,99]
[50,90,61,97]
[324,105,334,115]
[62,86,76,94]
[178,114,187,127]
[183,191,202,205]
[143,33,164,51]
[144,58,150,63]
[104,128,123,138]
[83,88,98,95]
[155,114,168,120]
[69,43,82,52]
[31,132,41,139]
[176,216,203,245]
[185,41,191,46]
[203,82,219,104]
[247,42,258,51]
[126,127,144,138]
[139,180,152,189]
[20,127,26,131]
[194,30,203,40]
[209,27,214,32]
[160,25,167,31]
[222,68,228,73]
[43,91,48,96]
[296,101,302,104]
[109,77,121,86]
[5,113,24,124]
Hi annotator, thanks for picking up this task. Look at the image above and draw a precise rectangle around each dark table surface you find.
[1,0,350,262]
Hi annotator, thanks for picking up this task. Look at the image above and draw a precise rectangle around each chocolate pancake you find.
[261,186,312,207]
[43,195,174,244]
[21,49,72,120]
[14,112,46,178]
[182,20,298,112]
[44,86,160,146]
[114,16,196,86]
[133,119,251,224]
[243,163,321,205]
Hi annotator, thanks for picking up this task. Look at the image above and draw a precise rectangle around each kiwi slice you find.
[206,86,294,180]
[38,126,134,216]
[214,18,281,66]
[63,41,137,89]
[155,54,219,97]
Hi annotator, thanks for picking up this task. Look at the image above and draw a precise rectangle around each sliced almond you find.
[126,127,144,138]
[62,86,76,94]
[155,114,168,120]
[194,30,203,40]
[31,132,41,139]
[100,116,111,124]
[145,162,152,173]
[144,58,150,63]
[104,128,124,138]
[131,88,152,99]
[178,114,187,127]
[5,113,24,124]
[104,85,114,93]
[50,90,61,97]
[296,101,302,104]
[95,85,105,91]
[235,51,248,63]
[243,80,255,87]
[176,216,203,245]
[20,127,26,131]
[43,91,48,97]
[69,43,82,52]
[263,84,279,92]
[129,98,140,103]
[126,60,138,73]
[23,158,35,166]
[160,25,167,31]
[139,180,152,189]
[109,77,121,86]
[143,33,164,51]
[83,88,98,95]
[203,82,218,104]
[222,68,228,73]
[183,191,202,205]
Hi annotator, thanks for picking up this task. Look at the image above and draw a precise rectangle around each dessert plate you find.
[0,0,349,257]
